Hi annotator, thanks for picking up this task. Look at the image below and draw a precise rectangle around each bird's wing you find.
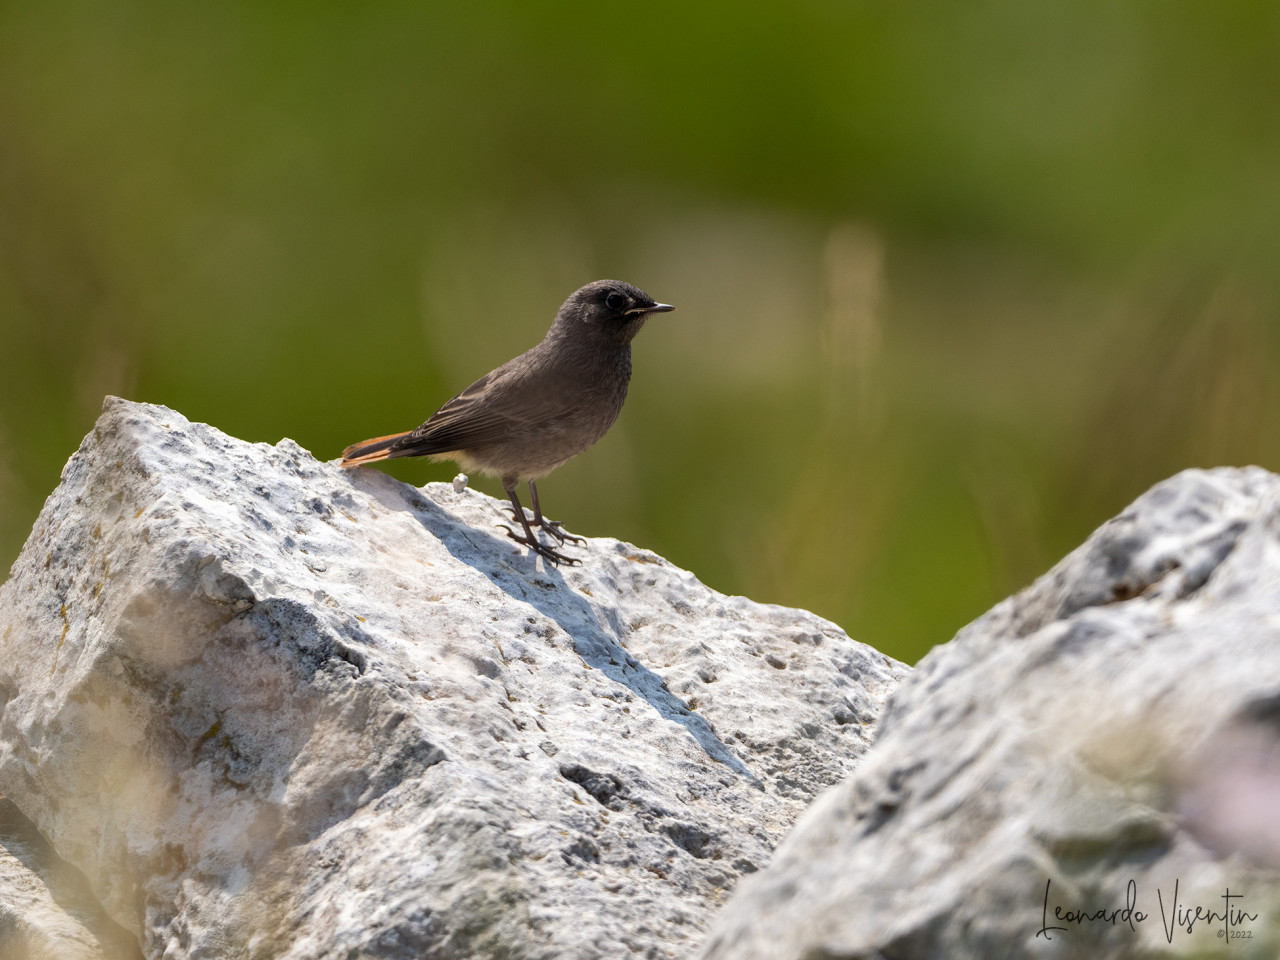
[389,356,578,457]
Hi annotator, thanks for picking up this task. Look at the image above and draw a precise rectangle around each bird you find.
[341,280,675,565]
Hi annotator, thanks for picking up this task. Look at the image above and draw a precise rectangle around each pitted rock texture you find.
[0,397,907,960]
[701,467,1280,960]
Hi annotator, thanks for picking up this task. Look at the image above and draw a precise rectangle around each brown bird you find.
[341,280,675,564]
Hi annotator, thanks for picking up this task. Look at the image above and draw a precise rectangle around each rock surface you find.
[0,799,143,960]
[701,466,1280,959]
[0,398,907,960]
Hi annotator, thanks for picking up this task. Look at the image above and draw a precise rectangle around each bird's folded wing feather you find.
[392,359,581,455]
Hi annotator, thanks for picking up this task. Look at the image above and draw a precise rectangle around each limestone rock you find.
[702,467,1280,959]
[0,398,907,959]
[0,798,143,960]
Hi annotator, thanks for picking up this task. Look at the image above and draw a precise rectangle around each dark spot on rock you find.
[559,763,628,810]
[1110,581,1142,602]
[562,835,600,864]
[661,821,716,859]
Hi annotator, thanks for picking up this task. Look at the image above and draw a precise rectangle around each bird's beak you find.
[630,302,675,315]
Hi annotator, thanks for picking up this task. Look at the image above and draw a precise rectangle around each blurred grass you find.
[3,2,1280,663]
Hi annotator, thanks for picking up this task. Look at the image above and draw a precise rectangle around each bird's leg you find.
[497,482,580,566]
[528,480,585,545]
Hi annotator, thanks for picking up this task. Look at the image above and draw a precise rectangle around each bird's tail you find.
[341,431,412,467]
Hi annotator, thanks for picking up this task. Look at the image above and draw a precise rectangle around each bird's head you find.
[557,280,675,345]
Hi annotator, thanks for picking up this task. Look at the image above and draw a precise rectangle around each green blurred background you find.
[3,2,1280,664]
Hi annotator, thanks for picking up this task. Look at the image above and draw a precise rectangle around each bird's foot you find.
[537,517,586,546]
[505,507,585,546]
[496,525,583,566]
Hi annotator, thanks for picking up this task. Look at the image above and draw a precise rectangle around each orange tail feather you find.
[340,431,412,467]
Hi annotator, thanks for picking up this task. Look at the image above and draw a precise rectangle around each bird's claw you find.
[539,518,586,546]
[496,524,582,566]
[504,509,586,547]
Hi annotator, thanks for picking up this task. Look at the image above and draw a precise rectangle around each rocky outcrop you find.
[0,398,907,960]
[12,398,1273,960]
[702,467,1280,959]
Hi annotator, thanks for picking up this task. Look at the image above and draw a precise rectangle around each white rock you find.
[0,798,142,960]
[702,467,1280,959]
[0,397,907,960]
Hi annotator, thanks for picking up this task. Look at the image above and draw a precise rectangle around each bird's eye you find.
[604,292,628,311]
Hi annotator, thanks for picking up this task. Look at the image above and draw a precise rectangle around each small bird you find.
[341,280,675,565]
